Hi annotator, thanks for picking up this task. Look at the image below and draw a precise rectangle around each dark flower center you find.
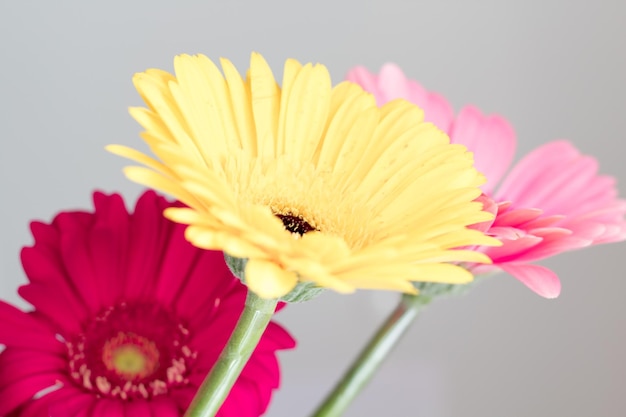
[66,302,197,400]
[276,214,316,235]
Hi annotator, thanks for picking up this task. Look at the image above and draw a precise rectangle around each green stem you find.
[310,293,431,417]
[185,291,278,417]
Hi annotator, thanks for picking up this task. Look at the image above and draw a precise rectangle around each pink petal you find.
[377,63,412,102]
[468,194,498,234]
[406,83,454,132]
[500,263,562,298]
[483,233,543,262]
[495,141,580,209]
[492,207,543,228]
[488,226,529,240]
[346,63,455,131]
[345,66,384,105]
[495,141,626,247]
[449,106,516,193]
[522,214,566,229]
[512,229,590,264]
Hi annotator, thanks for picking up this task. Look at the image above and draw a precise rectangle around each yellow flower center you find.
[276,213,317,235]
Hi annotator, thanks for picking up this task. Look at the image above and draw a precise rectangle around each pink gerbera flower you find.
[347,64,626,298]
[0,190,295,417]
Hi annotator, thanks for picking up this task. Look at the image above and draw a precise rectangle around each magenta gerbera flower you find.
[347,64,626,298]
[0,190,295,417]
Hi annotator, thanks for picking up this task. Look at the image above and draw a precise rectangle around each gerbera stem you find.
[310,293,430,417]
[185,291,278,417]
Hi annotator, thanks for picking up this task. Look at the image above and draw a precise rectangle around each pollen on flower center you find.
[276,214,317,235]
[102,332,159,380]
[66,302,197,400]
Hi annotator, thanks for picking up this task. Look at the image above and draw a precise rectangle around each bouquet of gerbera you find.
[1,53,624,417]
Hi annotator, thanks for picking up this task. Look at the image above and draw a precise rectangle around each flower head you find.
[108,53,499,299]
[347,64,626,298]
[0,191,295,417]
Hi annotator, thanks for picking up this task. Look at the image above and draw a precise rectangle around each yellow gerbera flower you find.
[108,52,499,299]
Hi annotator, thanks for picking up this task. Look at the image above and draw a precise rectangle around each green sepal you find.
[410,274,491,306]
[280,281,325,303]
[224,253,325,303]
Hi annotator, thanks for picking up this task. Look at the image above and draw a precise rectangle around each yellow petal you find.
[245,259,298,299]
[410,263,475,284]
[249,52,280,159]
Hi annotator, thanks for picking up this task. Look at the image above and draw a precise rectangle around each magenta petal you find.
[174,251,242,318]
[86,228,126,308]
[48,391,97,417]
[255,321,297,352]
[0,373,62,416]
[241,353,280,389]
[29,220,60,247]
[122,400,153,417]
[170,387,196,411]
[16,387,77,417]
[91,193,130,302]
[500,264,562,298]
[0,302,62,351]
[59,228,106,315]
[16,398,53,417]
[89,398,125,417]
[220,380,262,417]
[154,224,203,307]
[3,190,295,417]
[18,283,84,335]
[148,397,181,417]
[19,245,90,327]
[124,191,172,300]
[0,348,65,391]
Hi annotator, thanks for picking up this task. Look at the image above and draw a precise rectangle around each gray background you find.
[1,1,625,416]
